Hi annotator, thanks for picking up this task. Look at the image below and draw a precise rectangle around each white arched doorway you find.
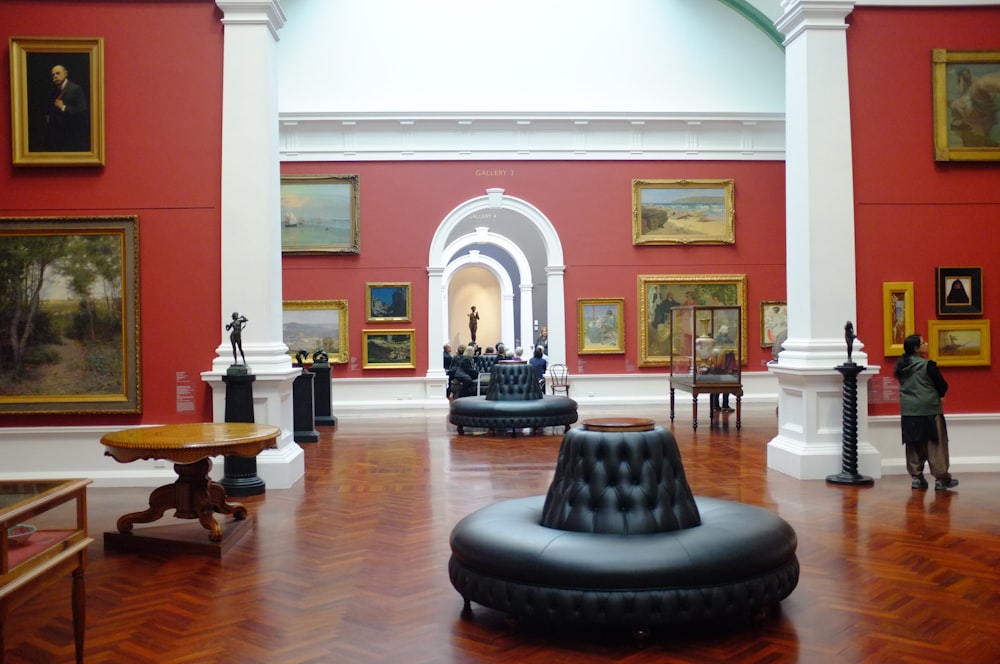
[427,188,565,379]
[443,252,515,349]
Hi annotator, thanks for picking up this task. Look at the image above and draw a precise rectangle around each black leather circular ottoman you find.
[449,395,578,435]
[448,420,799,628]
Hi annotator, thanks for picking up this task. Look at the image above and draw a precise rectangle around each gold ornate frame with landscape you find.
[632,179,735,245]
[362,329,416,369]
[282,300,349,364]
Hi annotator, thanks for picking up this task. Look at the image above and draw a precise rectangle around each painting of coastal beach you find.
[281,174,360,254]
[632,179,735,245]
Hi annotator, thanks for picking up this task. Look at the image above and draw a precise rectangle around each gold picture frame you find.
[282,300,349,364]
[0,216,141,414]
[366,282,411,322]
[280,174,360,254]
[932,49,1000,161]
[632,179,735,245]
[362,329,416,369]
[578,298,625,355]
[638,274,746,367]
[927,319,990,367]
[883,282,914,357]
[760,301,787,348]
[9,36,106,167]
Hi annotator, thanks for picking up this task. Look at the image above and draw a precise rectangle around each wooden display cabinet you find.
[1,479,92,664]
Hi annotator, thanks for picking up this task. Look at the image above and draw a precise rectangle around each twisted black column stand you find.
[826,361,874,486]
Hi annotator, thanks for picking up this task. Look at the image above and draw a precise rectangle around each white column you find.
[519,282,534,352]
[201,0,304,489]
[546,264,567,365]
[768,0,880,479]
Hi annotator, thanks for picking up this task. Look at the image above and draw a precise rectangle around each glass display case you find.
[669,305,742,384]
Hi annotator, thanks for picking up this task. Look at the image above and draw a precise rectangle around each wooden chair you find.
[549,363,570,396]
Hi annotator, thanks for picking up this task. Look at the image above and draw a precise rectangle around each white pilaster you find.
[768,0,880,479]
[202,0,303,489]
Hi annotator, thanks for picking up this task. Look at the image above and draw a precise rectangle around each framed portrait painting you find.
[632,179,735,245]
[362,329,416,369]
[936,266,982,316]
[0,216,141,414]
[578,298,625,355]
[927,319,990,367]
[280,174,360,254]
[366,282,411,322]
[282,300,349,364]
[9,37,106,167]
[882,282,914,356]
[760,301,787,348]
[638,274,746,367]
[932,49,1000,161]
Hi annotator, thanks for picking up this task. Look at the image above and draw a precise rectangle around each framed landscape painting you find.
[932,49,1000,161]
[282,300,348,364]
[9,36,106,167]
[0,216,141,414]
[362,329,416,369]
[578,298,625,354]
[366,282,411,322]
[280,174,360,254]
[638,274,746,367]
[632,179,735,245]
[927,319,990,367]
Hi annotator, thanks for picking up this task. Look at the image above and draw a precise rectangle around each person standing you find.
[894,334,958,491]
[467,306,480,344]
[45,64,90,151]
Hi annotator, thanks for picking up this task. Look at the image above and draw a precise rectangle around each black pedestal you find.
[292,371,319,443]
[221,373,266,497]
[826,362,875,487]
[309,362,337,427]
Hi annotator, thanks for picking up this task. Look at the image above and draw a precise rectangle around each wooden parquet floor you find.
[4,405,1000,663]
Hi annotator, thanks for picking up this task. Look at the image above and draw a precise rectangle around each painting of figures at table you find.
[282,300,348,363]
[638,274,745,367]
[0,216,140,414]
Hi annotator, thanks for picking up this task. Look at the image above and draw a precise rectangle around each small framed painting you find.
[366,282,411,322]
[882,282,914,356]
[936,267,982,316]
[578,298,625,354]
[760,301,787,348]
[9,37,106,166]
[362,329,416,369]
[927,319,990,367]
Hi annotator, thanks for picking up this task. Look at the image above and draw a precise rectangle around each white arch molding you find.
[427,188,566,380]
[442,227,535,354]
[443,252,516,349]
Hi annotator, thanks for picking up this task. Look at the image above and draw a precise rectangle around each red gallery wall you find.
[847,6,1000,415]
[0,1,224,426]
[281,160,788,377]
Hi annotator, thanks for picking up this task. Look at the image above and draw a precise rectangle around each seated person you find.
[452,345,479,397]
[528,346,548,391]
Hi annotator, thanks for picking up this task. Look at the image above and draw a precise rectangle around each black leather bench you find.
[449,362,578,436]
[448,420,799,629]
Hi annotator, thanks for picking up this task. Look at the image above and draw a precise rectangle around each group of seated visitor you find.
[444,340,547,399]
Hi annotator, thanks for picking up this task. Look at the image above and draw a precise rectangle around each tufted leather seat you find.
[449,362,578,435]
[448,423,799,629]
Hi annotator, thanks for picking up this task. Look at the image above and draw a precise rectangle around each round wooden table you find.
[102,423,279,542]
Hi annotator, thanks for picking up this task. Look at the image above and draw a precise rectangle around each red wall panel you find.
[282,160,787,376]
[848,6,1000,414]
[0,1,223,426]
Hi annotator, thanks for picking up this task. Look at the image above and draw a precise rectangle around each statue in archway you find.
[468,306,480,344]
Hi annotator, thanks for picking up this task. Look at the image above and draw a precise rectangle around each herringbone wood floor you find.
[4,404,1000,663]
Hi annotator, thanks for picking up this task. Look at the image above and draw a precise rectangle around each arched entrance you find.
[426,188,565,379]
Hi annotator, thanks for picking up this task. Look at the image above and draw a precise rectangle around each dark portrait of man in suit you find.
[26,53,92,153]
